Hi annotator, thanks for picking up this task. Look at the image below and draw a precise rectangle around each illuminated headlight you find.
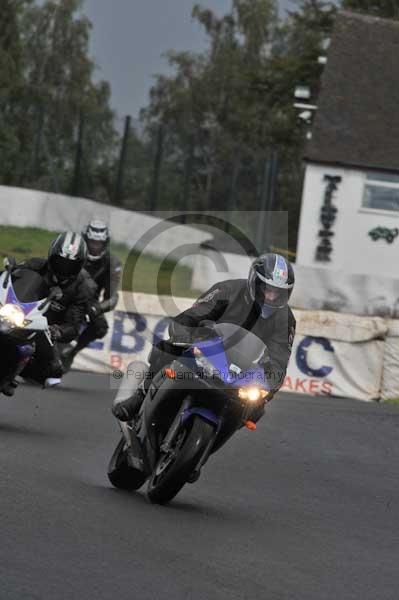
[0,304,25,327]
[238,387,269,403]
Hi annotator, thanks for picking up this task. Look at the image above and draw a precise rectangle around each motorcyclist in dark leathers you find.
[61,220,121,371]
[113,253,296,424]
[17,232,93,390]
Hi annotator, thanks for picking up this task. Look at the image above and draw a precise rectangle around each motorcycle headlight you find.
[238,387,269,403]
[0,304,25,327]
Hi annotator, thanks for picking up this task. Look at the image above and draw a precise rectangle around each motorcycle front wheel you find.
[147,416,215,505]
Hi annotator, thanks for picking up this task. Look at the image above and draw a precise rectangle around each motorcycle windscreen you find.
[11,269,49,302]
[213,323,266,371]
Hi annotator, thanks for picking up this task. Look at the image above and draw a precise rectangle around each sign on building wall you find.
[315,174,341,262]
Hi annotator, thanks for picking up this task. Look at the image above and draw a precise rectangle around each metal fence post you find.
[114,115,131,206]
[149,123,164,212]
[71,111,85,197]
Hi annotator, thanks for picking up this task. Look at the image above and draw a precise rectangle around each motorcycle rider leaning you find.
[61,219,121,372]
[113,253,296,425]
[18,232,94,389]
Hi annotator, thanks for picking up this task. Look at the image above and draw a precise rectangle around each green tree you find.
[340,0,399,18]
[142,1,283,215]
[0,0,32,183]
[21,0,117,195]
[0,0,118,200]
[280,1,336,246]
[141,0,338,249]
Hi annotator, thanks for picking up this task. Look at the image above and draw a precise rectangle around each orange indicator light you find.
[244,420,257,431]
[164,368,177,379]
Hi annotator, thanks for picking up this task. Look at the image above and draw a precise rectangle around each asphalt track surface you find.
[1,372,399,600]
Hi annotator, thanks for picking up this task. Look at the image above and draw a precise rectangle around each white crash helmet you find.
[82,219,110,262]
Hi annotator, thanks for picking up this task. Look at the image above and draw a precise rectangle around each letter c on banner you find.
[153,317,171,346]
[296,336,334,378]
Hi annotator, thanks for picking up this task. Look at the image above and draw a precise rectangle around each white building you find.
[296,11,399,279]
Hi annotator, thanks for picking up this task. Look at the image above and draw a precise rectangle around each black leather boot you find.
[2,379,18,397]
[60,344,77,373]
[112,384,146,422]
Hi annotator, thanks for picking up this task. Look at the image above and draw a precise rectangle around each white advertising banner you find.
[280,335,385,401]
[73,294,389,402]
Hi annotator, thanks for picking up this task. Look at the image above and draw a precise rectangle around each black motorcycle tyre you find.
[147,415,215,505]
[108,436,146,491]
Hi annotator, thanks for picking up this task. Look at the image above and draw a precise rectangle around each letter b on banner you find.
[111,310,147,354]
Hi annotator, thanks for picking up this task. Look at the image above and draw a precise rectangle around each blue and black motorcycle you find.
[108,322,270,504]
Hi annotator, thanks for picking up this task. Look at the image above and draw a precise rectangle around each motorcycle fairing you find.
[5,283,40,316]
[0,272,49,329]
[181,407,220,427]
[185,338,269,390]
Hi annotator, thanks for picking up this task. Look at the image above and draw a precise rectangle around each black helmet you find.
[248,253,295,319]
[48,232,87,285]
[82,219,110,262]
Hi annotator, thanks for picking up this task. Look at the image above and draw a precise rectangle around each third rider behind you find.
[61,219,121,371]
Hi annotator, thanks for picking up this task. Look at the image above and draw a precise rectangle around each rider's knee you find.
[91,316,108,339]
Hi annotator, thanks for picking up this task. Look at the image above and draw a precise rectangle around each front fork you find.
[160,397,223,478]
[159,396,194,454]
[13,343,36,383]
[161,397,222,449]
[0,343,35,393]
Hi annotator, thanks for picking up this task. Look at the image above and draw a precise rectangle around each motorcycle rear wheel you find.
[108,436,146,491]
[147,416,215,505]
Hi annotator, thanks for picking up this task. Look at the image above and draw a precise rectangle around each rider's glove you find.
[49,324,62,341]
[87,303,102,322]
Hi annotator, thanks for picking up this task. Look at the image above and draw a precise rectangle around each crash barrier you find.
[280,311,386,401]
[0,185,208,265]
[191,250,399,318]
[381,320,399,401]
[73,292,398,402]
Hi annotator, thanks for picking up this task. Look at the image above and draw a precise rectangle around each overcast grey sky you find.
[82,1,294,121]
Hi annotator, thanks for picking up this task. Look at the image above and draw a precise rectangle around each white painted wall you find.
[0,185,209,266]
[296,164,399,277]
[191,249,252,292]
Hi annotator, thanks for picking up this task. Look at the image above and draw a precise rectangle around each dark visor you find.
[87,239,106,256]
[49,255,82,277]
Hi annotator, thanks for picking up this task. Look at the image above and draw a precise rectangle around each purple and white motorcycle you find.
[109,322,270,504]
[0,259,61,396]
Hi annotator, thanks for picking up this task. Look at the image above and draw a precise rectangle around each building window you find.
[363,172,399,212]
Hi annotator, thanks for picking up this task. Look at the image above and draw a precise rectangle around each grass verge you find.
[0,225,198,298]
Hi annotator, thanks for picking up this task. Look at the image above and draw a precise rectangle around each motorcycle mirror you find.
[4,256,16,270]
[3,256,17,288]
